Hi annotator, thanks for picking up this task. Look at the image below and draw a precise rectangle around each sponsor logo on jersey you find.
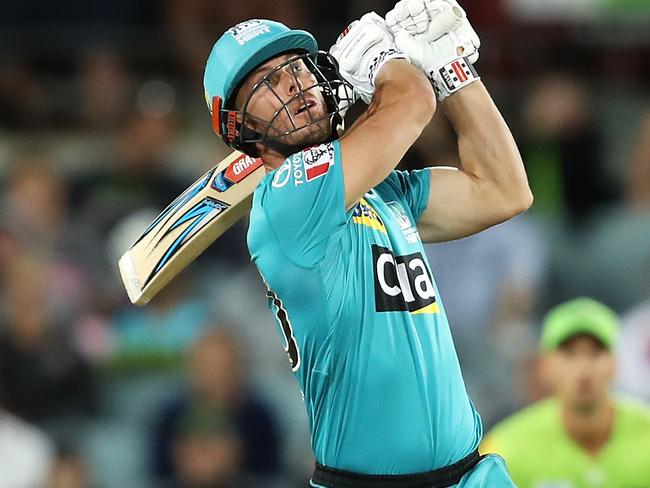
[302,143,335,182]
[228,20,270,46]
[272,161,291,188]
[372,244,439,314]
[387,201,420,244]
[352,198,386,233]
[291,153,304,186]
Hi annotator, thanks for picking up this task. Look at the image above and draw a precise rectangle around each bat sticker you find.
[144,197,230,286]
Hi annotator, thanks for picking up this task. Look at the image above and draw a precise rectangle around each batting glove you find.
[386,0,481,101]
[330,12,409,104]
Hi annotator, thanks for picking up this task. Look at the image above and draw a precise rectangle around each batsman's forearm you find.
[444,82,533,211]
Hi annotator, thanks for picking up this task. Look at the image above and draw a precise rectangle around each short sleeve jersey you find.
[481,397,650,488]
[247,141,482,475]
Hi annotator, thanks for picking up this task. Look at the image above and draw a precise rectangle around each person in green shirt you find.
[482,297,650,488]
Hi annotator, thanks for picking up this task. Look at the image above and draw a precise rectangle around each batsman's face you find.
[236,53,331,147]
[543,334,615,413]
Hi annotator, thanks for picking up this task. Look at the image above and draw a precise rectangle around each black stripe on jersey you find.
[266,288,301,372]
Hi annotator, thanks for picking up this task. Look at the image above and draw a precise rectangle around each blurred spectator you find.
[426,215,544,337]
[482,298,650,487]
[164,0,309,83]
[171,405,245,488]
[70,108,183,221]
[625,109,650,208]
[151,328,281,485]
[107,275,210,370]
[615,299,650,403]
[520,73,619,226]
[48,446,92,488]
[425,214,545,424]
[76,46,133,130]
[1,149,91,295]
[0,58,51,129]
[2,151,69,247]
[1,149,97,334]
[0,250,98,424]
[69,109,187,273]
[0,404,54,488]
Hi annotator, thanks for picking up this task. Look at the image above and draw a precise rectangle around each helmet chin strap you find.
[244,113,343,159]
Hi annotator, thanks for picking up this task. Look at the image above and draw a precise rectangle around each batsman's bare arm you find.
[339,59,436,209]
[416,82,533,243]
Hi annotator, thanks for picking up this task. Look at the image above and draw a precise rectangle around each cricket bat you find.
[118,151,265,306]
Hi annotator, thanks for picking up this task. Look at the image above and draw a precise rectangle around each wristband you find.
[428,57,480,101]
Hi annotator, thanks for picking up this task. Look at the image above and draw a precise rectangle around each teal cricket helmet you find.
[203,19,355,157]
[203,19,317,115]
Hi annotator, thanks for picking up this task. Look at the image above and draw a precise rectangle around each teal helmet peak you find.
[203,19,318,113]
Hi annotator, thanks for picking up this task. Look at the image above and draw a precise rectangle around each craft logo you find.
[352,198,386,233]
[228,20,270,46]
[372,245,438,314]
[302,143,335,182]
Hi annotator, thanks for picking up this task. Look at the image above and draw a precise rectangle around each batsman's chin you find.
[281,119,332,148]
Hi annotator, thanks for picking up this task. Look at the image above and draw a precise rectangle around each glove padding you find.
[386,0,480,65]
[330,12,409,103]
[386,0,481,100]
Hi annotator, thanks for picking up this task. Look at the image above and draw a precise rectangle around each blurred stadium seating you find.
[0,1,648,486]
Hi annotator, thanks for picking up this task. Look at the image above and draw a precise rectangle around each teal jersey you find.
[247,141,482,475]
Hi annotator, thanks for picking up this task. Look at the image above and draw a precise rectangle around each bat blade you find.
[118,151,265,306]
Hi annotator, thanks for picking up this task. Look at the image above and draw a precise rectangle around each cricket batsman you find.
[203,0,532,486]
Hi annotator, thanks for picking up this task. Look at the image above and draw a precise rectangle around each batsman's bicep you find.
[339,105,426,210]
[417,167,513,243]
[337,59,435,209]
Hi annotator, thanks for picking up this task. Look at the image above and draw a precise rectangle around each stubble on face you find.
[236,55,333,149]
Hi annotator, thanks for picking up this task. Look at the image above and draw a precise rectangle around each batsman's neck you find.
[258,146,288,173]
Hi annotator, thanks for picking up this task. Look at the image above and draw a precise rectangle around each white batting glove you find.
[386,0,461,42]
[330,12,409,104]
[386,0,481,101]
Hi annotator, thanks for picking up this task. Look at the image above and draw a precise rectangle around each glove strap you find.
[428,57,479,101]
[369,49,410,87]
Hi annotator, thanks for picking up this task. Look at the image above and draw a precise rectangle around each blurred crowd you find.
[0,0,649,487]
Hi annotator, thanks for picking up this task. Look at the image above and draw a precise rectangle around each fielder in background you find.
[203,0,532,485]
[482,298,650,488]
